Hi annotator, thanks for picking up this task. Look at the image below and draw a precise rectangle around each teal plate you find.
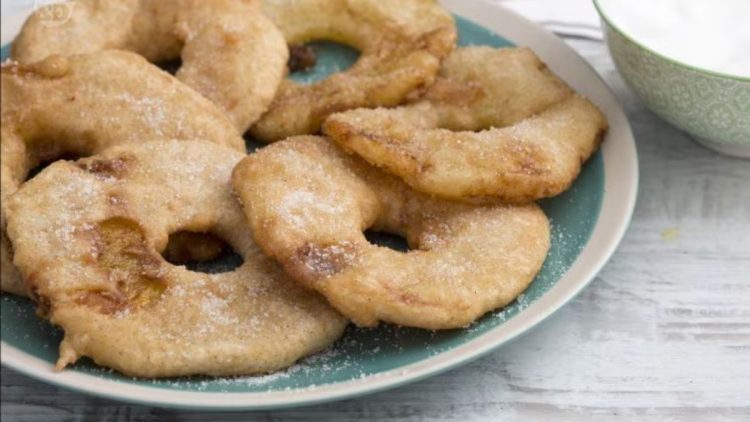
[0,0,638,410]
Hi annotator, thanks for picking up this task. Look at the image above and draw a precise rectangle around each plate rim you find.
[0,0,639,411]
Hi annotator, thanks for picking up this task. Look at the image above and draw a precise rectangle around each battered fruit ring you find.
[232,137,550,329]
[5,141,346,377]
[1,50,244,296]
[324,47,609,203]
[251,0,457,142]
[12,0,288,131]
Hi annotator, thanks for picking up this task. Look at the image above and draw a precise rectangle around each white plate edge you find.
[0,0,639,410]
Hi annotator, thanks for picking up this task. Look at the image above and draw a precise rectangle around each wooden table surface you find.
[2,1,749,420]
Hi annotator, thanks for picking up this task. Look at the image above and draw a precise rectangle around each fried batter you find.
[5,141,346,377]
[324,47,608,203]
[232,136,550,329]
[250,0,457,141]
[12,0,288,131]
[1,50,244,296]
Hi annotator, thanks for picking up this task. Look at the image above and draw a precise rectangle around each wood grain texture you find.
[2,1,749,420]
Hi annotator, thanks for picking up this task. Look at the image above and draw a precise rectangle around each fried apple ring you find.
[1,50,244,296]
[250,0,457,142]
[324,47,609,203]
[5,141,346,377]
[232,136,550,329]
[12,0,288,131]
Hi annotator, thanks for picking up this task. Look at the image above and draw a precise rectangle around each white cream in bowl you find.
[598,0,750,78]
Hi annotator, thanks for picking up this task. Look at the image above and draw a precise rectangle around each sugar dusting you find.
[3,193,590,391]
[277,189,344,229]
[0,13,615,402]
[134,216,580,390]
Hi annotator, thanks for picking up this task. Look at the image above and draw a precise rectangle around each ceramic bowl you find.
[594,0,750,158]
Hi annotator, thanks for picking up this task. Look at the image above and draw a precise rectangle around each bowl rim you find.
[592,0,750,82]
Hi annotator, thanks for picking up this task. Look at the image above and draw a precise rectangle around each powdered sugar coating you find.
[232,137,551,329]
[0,50,244,297]
[5,141,346,377]
[324,47,608,203]
[11,0,288,131]
[251,0,457,141]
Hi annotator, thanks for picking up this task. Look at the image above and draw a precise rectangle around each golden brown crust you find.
[324,47,609,204]
[5,141,346,377]
[0,50,244,296]
[232,136,550,329]
[250,0,457,141]
[12,0,288,131]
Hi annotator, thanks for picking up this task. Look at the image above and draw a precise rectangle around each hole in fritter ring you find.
[364,230,410,253]
[288,44,317,73]
[243,132,267,153]
[155,57,183,75]
[287,41,360,84]
[161,231,243,274]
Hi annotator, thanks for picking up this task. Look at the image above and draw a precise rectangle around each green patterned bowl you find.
[594,0,750,158]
